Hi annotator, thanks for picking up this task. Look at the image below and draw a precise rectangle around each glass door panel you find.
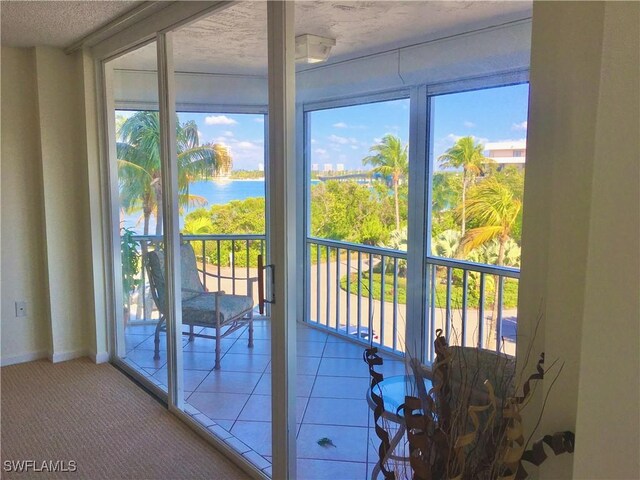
[107,41,169,391]
[172,2,271,474]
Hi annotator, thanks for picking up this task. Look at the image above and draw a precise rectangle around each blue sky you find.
[178,112,266,171]
[117,83,528,172]
[431,83,530,165]
[309,83,529,171]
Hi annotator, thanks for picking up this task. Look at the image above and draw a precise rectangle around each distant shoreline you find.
[211,177,265,182]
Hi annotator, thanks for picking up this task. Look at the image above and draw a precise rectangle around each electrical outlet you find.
[15,301,27,318]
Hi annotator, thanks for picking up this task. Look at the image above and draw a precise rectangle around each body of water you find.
[121,179,266,234]
[189,179,265,206]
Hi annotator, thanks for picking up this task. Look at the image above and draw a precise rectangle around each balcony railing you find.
[307,237,407,356]
[306,237,520,361]
[425,257,520,361]
[125,234,266,323]
[123,233,519,360]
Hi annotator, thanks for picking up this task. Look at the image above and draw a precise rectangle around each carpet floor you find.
[1,358,249,479]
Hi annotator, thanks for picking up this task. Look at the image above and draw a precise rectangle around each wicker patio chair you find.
[145,241,255,370]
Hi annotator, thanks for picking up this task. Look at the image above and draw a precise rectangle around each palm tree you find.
[363,134,408,231]
[437,136,491,236]
[457,178,522,345]
[117,111,227,235]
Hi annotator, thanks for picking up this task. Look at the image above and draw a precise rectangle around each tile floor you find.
[122,318,407,479]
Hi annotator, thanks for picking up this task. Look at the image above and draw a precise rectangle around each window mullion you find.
[406,85,430,362]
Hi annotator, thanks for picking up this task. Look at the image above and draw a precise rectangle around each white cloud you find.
[444,134,489,145]
[254,117,264,123]
[223,131,234,137]
[329,134,350,145]
[212,138,229,147]
[350,145,359,150]
[373,137,382,144]
[205,115,238,126]
[328,134,358,145]
[512,120,528,131]
[463,120,476,128]
[332,122,348,128]
[236,141,259,150]
[314,148,328,155]
[311,138,317,144]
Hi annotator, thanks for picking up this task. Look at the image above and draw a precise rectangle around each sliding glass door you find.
[106,40,170,393]
[103,2,275,476]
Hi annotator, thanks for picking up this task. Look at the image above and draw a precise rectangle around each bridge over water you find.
[316,172,375,184]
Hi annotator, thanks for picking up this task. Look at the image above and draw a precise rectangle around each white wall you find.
[1,47,52,365]
[574,2,640,477]
[1,46,100,365]
[80,50,109,363]
[519,2,639,478]
[35,47,94,362]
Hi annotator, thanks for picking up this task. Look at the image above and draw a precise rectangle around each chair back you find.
[144,242,206,316]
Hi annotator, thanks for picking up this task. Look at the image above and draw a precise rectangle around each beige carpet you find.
[1,358,248,480]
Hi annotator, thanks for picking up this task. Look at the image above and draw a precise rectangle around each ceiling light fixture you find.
[295,34,336,64]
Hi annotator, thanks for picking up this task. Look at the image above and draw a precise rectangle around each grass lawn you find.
[339,271,518,308]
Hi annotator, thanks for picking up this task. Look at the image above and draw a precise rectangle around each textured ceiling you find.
[1,0,142,48]
[113,1,531,75]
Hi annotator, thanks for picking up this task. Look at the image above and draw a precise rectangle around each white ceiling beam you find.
[64,2,169,55]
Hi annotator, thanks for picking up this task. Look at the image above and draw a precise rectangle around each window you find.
[306,98,410,354]
[426,83,529,357]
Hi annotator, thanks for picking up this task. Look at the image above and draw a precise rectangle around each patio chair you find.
[144,241,255,370]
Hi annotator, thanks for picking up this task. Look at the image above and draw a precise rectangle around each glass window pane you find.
[428,83,529,356]
[108,41,169,390]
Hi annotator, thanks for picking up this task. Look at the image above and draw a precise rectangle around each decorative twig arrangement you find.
[364,330,574,480]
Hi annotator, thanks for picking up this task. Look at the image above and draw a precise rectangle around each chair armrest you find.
[192,290,225,296]
[182,288,205,295]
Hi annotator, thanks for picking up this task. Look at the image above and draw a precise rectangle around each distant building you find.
[336,163,345,172]
[257,163,264,171]
[484,140,526,170]
[323,163,333,172]
[311,164,319,172]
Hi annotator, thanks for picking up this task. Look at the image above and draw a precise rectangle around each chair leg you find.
[214,334,221,370]
[248,310,254,348]
[214,299,221,370]
[153,316,164,361]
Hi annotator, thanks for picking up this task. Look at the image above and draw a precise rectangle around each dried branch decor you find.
[364,330,574,480]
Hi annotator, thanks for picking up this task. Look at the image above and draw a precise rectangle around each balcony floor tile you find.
[311,376,370,400]
[303,397,370,427]
[297,459,367,480]
[187,391,250,420]
[121,320,408,476]
[297,424,369,462]
[195,370,262,394]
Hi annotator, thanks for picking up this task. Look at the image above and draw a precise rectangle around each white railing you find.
[125,234,266,323]
[305,237,520,360]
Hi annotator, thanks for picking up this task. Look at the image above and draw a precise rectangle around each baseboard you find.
[1,350,49,367]
[50,349,87,363]
[91,351,110,364]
